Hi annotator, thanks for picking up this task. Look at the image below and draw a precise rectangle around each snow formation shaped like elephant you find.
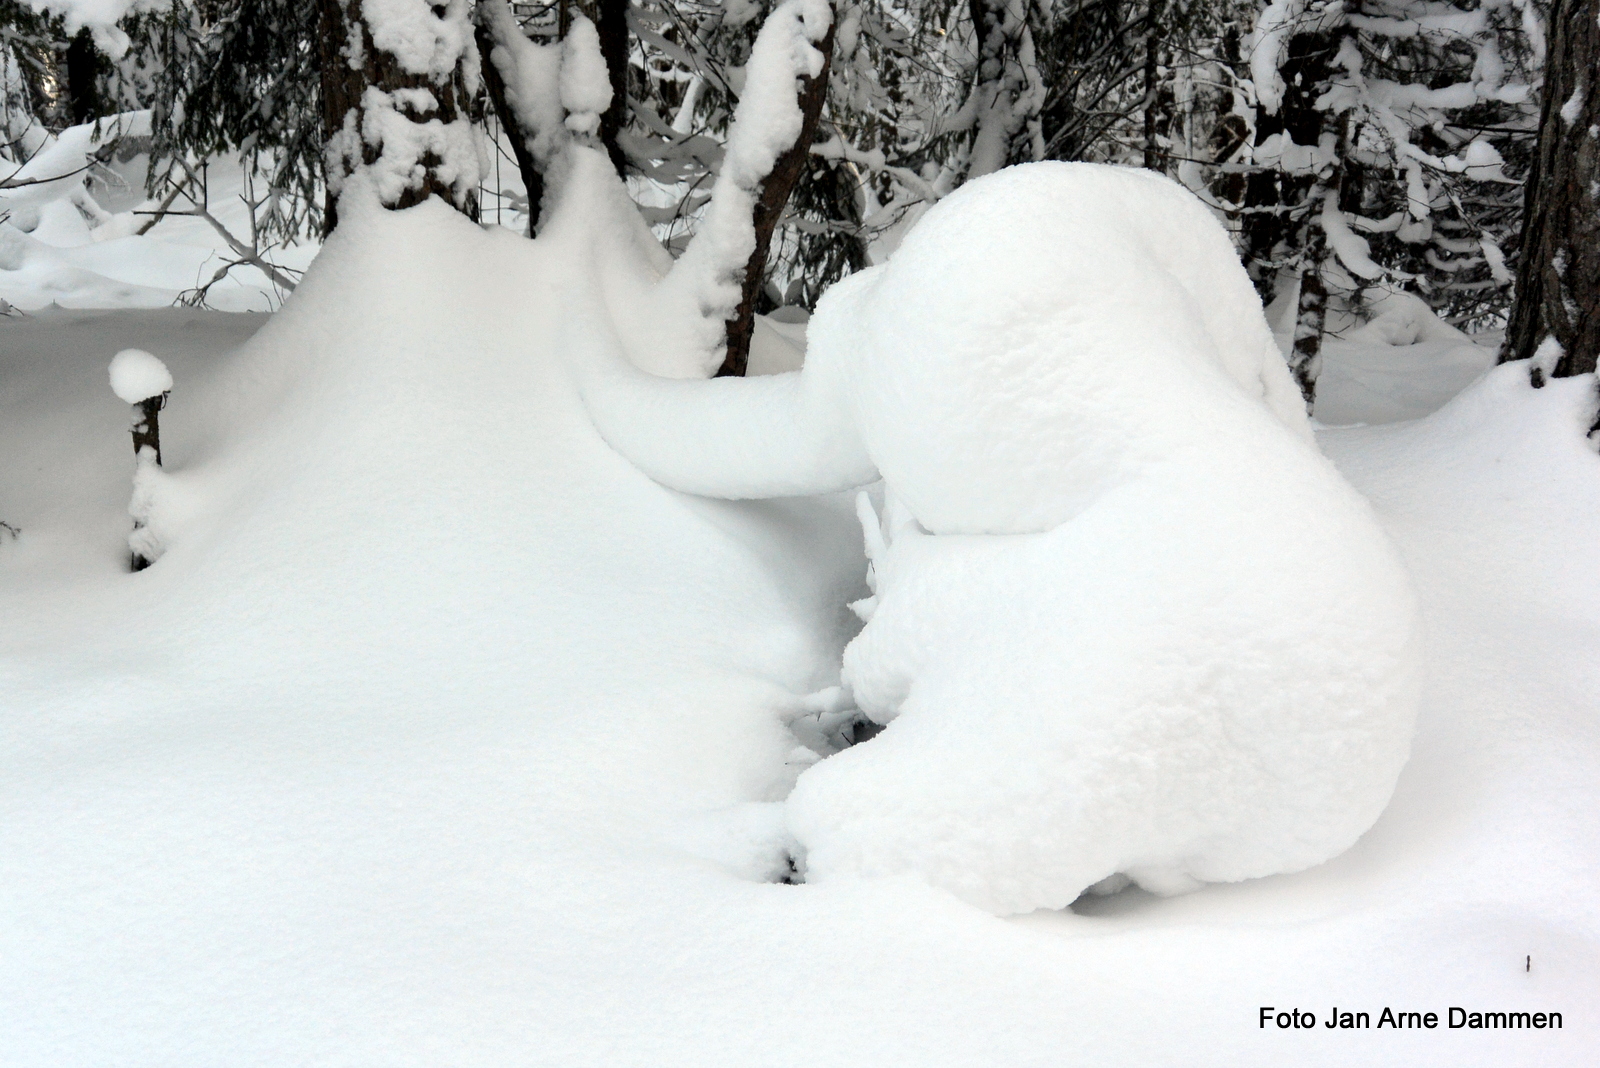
[582,162,1421,915]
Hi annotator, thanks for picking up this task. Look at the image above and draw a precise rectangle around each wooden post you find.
[129,392,166,571]
[131,393,166,467]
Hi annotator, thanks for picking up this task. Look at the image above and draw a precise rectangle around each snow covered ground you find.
[1,181,1595,1065]
[1,151,317,314]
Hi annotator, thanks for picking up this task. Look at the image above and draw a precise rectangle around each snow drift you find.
[581,162,1423,913]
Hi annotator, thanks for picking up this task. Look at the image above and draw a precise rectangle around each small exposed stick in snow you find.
[109,349,172,571]
[0,521,18,541]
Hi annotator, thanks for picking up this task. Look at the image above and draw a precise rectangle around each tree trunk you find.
[131,395,165,467]
[129,394,165,572]
[318,0,480,235]
[1241,31,1335,303]
[1500,0,1599,382]
[475,20,545,235]
[594,0,630,178]
[1142,0,1165,171]
[716,18,836,378]
[65,28,101,126]
[1288,208,1330,408]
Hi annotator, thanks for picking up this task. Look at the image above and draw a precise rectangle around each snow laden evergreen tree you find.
[1500,0,1598,387]
[147,0,323,242]
[1236,0,1541,404]
[768,0,1178,312]
[0,0,112,140]
[1,1,66,162]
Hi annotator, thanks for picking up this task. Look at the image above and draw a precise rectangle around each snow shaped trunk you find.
[1501,0,1599,382]
[719,17,836,378]
[474,16,544,235]
[319,0,482,233]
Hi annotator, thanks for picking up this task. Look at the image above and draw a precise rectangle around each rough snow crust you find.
[585,162,1421,913]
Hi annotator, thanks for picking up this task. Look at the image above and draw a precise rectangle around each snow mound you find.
[107,347,172,403]
[583,162,1422,914]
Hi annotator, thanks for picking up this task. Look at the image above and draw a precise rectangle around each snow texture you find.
[355,86,484,207]
[1322,194,1387,280]
[582,162,1420,913]
[126,450,170,563]
[964,0,1048,179]
[1560,85,1584,126]
[107,346,171,403]
[22,0,152,52]
[0,152,315,313]
[1248,0,1312,115]
[1532,335,1564,381]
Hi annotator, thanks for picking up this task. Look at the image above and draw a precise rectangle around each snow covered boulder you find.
[581,162,1421,914]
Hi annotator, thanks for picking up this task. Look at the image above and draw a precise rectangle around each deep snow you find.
[1,171,1596,1064]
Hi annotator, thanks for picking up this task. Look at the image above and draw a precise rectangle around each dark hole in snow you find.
[1069,880,1163,917]
[847,717,884,745]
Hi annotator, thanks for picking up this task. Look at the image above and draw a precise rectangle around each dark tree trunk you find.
[716,18,836,379]
[131,395,165,467]
[65,28,101,126]
[968,0,991,62]
[129,394,165,572]
[594,0,630,179]
[1289,207,1330,407]
[1142,1,1165,171]
[475,21,545,235]
[1241,32,1336,304]
[318,0,479,236]
[1500,0,1599,382]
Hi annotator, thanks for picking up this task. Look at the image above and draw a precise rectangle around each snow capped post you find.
[662,0,836,378]
[109,349,172,571]
[317,0,485,232]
